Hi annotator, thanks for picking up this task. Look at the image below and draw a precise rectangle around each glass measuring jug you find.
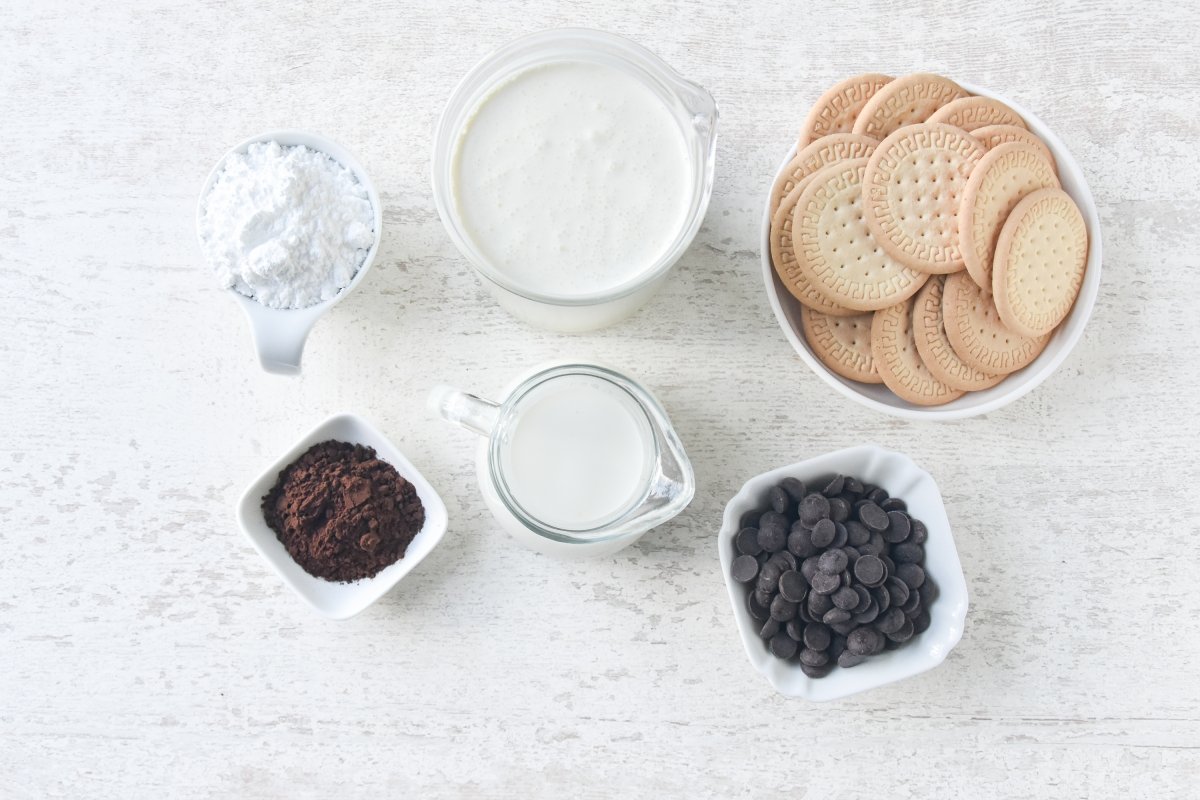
[429,364,695,558]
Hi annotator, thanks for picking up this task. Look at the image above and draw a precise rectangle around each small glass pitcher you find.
[429,363,695,558]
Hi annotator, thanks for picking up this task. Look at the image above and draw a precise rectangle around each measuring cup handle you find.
[428,385,500,437]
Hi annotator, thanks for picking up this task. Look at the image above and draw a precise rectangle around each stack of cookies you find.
[770,73,1089,406]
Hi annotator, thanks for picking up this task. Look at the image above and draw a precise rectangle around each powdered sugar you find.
[199,141,375,309]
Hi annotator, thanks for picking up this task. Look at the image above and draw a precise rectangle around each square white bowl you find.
[761,81,1102,420]
[718,445,968,700]
[236,413,448,619]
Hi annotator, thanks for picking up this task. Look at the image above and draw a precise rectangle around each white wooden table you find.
[3,1,1199,797]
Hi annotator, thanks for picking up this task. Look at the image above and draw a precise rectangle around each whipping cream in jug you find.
[451,60,693,296]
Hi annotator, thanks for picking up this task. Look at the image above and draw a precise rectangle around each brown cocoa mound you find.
[262,440,425,582]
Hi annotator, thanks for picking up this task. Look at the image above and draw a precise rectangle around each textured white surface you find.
[2,1,1199,797]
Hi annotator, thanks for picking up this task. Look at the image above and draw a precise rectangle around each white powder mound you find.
[199,141,375,309]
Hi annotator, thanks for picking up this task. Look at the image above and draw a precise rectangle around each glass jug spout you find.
[428,385,499,437]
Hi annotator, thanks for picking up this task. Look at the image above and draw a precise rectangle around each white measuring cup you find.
[429,363,696,558]
[196,130,383,374]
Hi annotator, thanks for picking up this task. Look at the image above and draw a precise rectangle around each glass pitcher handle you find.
[428,385,500,437]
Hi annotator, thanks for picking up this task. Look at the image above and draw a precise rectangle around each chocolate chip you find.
[769,486,793,516]
[843,477,864,496]
[822,475,845,496]
[778,570,806,602]
[731,554,759,583]
[771,550,797,572]
[838,651,866,668]
[810,518,836,548]
[892,542,924,563]
[832,586,860,610]
[853,599,879,625]
[842,545,860,563]
[831,521,849,548]
[867,487,888,505]
[901,591,921,616]
[885,617,915,643]
[860,530,886,557]
[822,607,851,625]
[779,477,807,503]
[735,527,763,556]
[851,585,872,614]
[757,512,788,552]
[828,496,850,522]
[739,509,762,530]
[807,591,833,618]
[800,662,832,678]
[810,570,841,595]
[803,622,831,651]
[770,595,798,621]
[872,584,891,613]
[881,497,907,512]
[818,549,848,574]
[786,619,805,641]
[854,554,886,586]
[829,635,847,660]
[883,510,911,543]
[797,601,814,624]
[858,501,889,532]
[800,556,820,583]
[788,524,817,557]
[758,560,782,588]
[846,627,876,656]
[886,577,910,607]
[910,519,928,544]
[845,520,870,547]
[896,563,926,589]
[912,609,932,634]
[770,632,799,659]
[799,493,831,525]
[754,587,773,608]
[759,618,781,639]
[875,606,905,634]
[799,648,829,667]
[747,592,769,621]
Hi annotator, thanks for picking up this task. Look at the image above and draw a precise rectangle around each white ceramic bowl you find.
[718,445,968,700]
[197,130,383,374]
[761,82,1102,420]
[236,413,448,620]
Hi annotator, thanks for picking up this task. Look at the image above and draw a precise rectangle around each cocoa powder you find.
[262,440,425,582]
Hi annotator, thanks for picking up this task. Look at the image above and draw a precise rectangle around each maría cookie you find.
[913,275,1004,391]
[871,297,965,406]
[927,96,1026,131]
[771,179,856,316]
[942,272,1049,374]
[769,133,879,216]
[971,124,1056,171]
[852,73,967,139]
[799,74,893,149]
[792,159,928,311]
[801,306,883,384]
[863,123,986,274]
[992,187,1088,337]
[960,142,1061,293]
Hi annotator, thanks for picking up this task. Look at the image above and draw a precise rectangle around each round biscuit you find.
[771,178,856,316]
[971,124,1056,171]
[863,123,987,274]
[927,96,1027,131]
[959,142,1060,293]
[801,306,882,384]
[798,73,893,150]
[942,271,1050,374]
[992,187,1089,337]
[851,73,968,139]
[791,159,929,311]
[769,133,879,216]
[870,297,965,406]
[913,275,1005,391]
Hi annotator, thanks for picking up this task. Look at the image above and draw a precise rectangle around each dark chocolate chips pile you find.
[730,474,936,677]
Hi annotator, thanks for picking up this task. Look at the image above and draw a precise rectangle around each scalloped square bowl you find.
[718,445,968,700]
[236,413,448,619]
[761,81,1102,420]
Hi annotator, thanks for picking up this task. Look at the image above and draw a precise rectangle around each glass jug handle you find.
[428,385,500,437]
